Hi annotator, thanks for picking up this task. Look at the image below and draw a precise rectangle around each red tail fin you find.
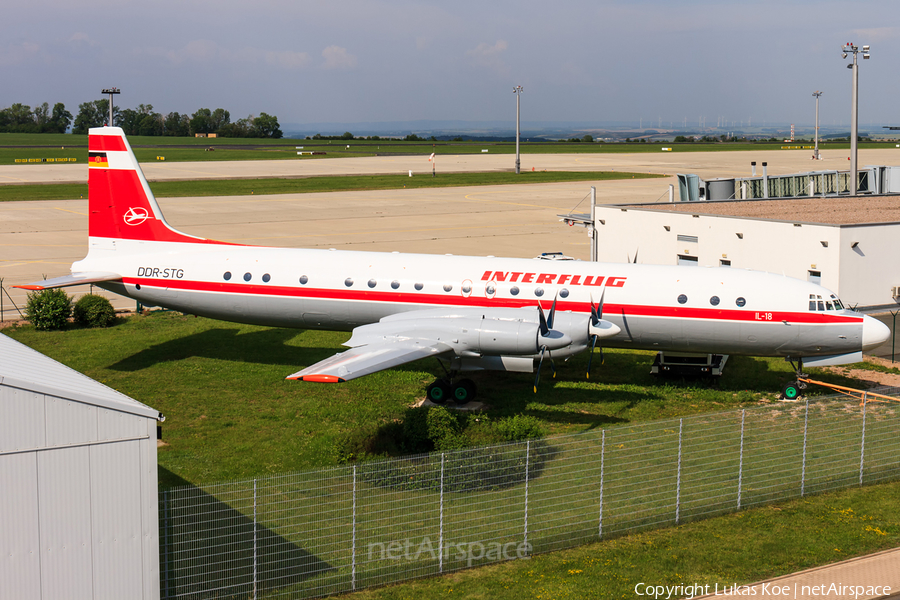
[88,127,212,244]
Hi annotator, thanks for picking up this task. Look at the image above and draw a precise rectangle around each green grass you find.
[0,170,662,202]
[344,481,900,600]
[2,131,895,165]
[1,312,872,486]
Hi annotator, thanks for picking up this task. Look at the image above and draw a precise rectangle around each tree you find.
[3,103,36,132]
[48,103,72,133]
[190,108,213,135]
[582,134,593,143]
[252,112,282,138]
[73,99,111,134]
[341,131,353,140]
[210,108,230,132]
[164,112,191,136]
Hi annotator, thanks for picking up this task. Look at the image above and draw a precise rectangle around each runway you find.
[2,147,898,320]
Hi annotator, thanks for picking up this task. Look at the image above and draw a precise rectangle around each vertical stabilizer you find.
[88,127,209,243]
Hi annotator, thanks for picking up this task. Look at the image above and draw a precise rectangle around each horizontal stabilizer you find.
[14,271,122,290]
[287,340,451,382]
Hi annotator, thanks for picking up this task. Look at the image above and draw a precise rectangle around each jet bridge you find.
[677,166,900,201]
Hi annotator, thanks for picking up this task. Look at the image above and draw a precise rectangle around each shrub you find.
[73,294,116,328]
[25,288,72,330]
[493,414,547,442]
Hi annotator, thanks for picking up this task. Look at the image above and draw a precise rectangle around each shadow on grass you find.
[158,468,335,600]
[110,327,338,372]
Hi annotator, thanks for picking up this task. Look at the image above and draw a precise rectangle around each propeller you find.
[586,289,621,379]
[534,295,566,392]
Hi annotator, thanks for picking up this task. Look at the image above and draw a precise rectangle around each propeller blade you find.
[534,347,546,393]
[632,248,639,264]
[537,303,549,336]
[547,292,558,329]
[586,334,598,378]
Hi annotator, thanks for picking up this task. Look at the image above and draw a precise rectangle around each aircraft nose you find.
[862,315,891,352]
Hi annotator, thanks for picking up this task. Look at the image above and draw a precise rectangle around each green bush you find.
[493,414,547,442]
[73,294,116,328]
[25,288,72,330]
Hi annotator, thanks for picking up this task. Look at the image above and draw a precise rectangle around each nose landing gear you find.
[781,357,808,400]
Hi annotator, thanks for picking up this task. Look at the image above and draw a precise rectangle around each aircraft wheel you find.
[453,379,477,404]
[426,380,451,404]
[781,381,802,400]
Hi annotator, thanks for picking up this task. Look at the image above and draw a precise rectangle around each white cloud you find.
[68,32,99,47]
[850,27,898,42]
[164,39,221,64]
[265,50,312,69]
[0,41,42,66]
[466,40,508,70]
[321,45,357,69]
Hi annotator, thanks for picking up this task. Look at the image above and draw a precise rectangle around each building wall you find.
[838,223,900,310]
[0,384,159,600]
[594,206,899,309]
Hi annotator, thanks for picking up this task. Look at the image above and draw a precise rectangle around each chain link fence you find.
[159,388,900,599]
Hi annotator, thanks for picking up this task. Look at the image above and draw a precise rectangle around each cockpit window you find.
[809,294,845,311]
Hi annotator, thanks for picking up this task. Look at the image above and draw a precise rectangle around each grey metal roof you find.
[0,333,163,421]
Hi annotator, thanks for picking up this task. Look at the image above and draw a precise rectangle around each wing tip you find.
[12,285,46,291]
[287,374,346,383]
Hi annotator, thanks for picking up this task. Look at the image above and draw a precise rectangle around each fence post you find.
[253,479,258,600]
[801,398,809,497]
[737,410,745,510]
[439,453,445,574]
[524,440,530,555]
[859,393,868,486]
[352,466,357,591]
[675,419,683,524]
[598,430,605,539]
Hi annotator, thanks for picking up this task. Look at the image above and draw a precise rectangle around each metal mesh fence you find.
[159,388,900,599]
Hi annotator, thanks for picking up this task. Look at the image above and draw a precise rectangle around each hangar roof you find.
[614,195,900,225]
[0,333,163,421]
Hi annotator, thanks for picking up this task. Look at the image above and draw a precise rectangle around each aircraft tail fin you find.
[88,127,212,244]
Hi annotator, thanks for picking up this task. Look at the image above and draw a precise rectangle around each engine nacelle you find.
[345,306,575,357]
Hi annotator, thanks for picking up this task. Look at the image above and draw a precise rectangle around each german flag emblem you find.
[88,152,109,168]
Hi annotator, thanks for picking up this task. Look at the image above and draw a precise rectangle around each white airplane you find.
[17,127,891,402]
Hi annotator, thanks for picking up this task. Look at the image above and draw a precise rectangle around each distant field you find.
[0,132,889,165]
[0,170,663,202]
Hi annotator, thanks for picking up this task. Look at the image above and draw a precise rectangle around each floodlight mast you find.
[101,87,120,127]
[513,86,523,174]
[812,91,822,160]
[841,43,869,196]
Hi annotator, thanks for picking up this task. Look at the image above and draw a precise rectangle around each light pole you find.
[812,91,822,160]
[513,85,523,174]
[841,43,869,196]
[101,87,120,127]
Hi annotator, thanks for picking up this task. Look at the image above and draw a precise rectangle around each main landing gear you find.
[781,357,808,400]
[426,377,477,405]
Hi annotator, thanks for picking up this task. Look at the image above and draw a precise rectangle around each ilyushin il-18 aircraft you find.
[17,127,890,402]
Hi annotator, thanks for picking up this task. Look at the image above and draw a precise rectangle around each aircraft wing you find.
[287,339,452,382]
[14,271,123,290]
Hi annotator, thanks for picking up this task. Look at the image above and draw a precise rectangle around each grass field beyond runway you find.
[0,170,662,202]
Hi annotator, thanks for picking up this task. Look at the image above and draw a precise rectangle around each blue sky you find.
[2,0,898,128]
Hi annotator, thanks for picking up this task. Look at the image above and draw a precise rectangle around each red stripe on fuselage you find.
[123,277,861,326]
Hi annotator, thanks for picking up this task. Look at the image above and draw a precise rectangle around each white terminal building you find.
[564,185,900,313]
